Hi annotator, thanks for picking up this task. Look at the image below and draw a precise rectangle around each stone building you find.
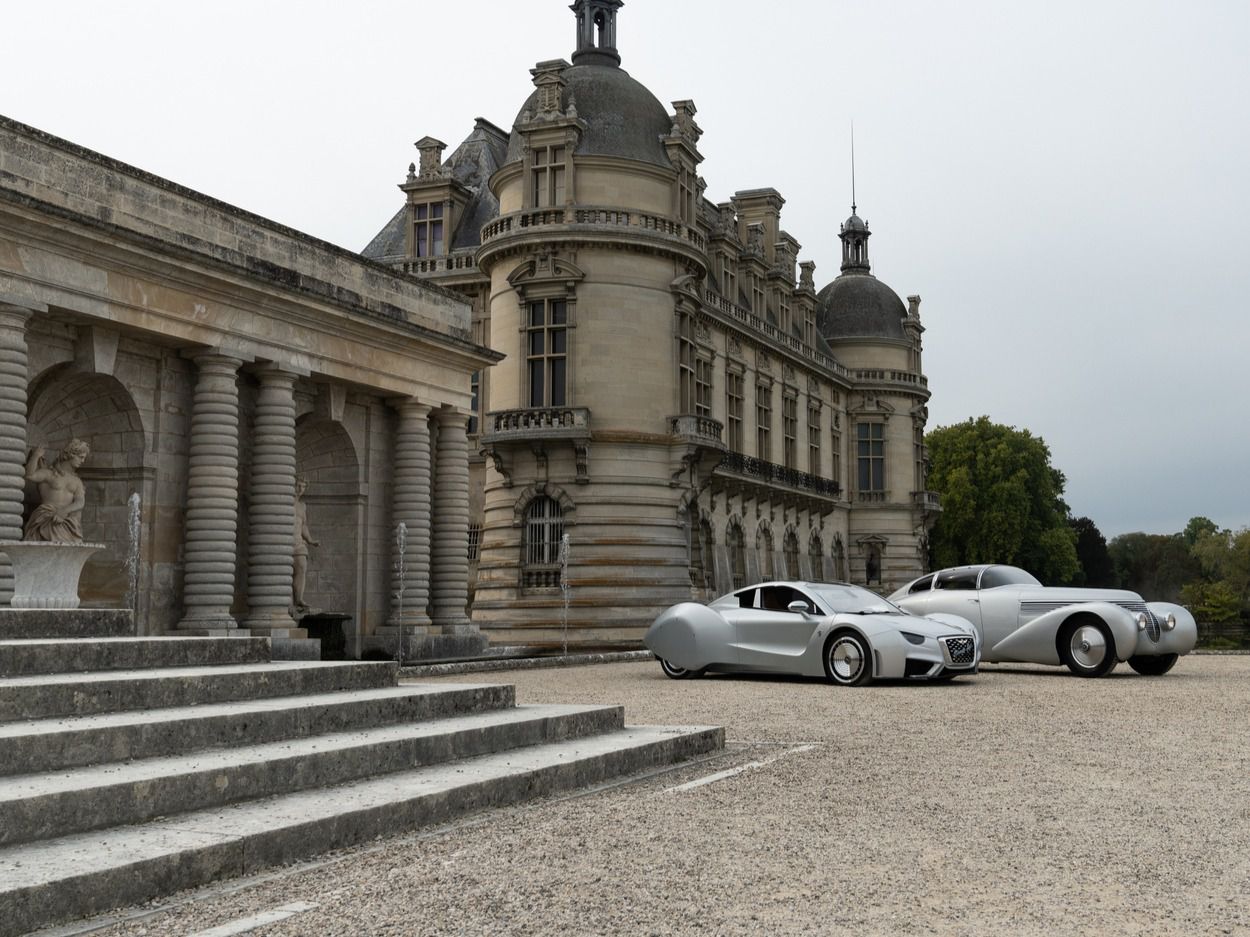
[0,115,501,658]
[364,0,940,648]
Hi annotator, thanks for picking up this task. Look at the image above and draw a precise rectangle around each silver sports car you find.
[645,581,980,686]
[889,565,1197,677]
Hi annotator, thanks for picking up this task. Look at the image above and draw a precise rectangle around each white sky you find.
[5,0,1247,538]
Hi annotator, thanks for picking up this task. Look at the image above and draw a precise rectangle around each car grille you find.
[942,635,976,666]
[1117,602,1161,642]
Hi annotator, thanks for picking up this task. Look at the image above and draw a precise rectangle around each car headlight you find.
[900,631,926,646]
[1164,613,1177,631]
[1136,613,1148,632]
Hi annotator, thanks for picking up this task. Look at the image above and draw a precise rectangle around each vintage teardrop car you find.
[888,564,1197,677]
[645,581,980,686]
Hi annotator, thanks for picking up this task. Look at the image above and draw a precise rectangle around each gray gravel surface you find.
[70,656,1249,937]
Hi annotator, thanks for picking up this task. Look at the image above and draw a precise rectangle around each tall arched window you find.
[757,527,775,580]
[727,521,746,590]
[809,532,825,581]
[522,496,564,588]
[834,535,847,581]
[702,520,716,594]
[783,530,800,580]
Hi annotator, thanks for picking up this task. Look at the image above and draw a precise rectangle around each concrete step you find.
[0,703,626,847]
[0,660,397,721]
[0,723,723,937]
[0,682,516,776]
[0,636,271,676]
[0,609,133,640]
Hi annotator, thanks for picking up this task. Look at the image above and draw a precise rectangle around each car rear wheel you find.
[1127,653,1179,676]
[824,631,872,686]
[1058,619,1117,677]
[659,657,699,680]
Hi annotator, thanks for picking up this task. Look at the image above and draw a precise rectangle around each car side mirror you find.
[787,600,811,615]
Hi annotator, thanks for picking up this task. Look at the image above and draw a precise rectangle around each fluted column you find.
[0,304,32,605]
[388,399,433,632]
[244,366,298,631]
[177,353,243,633]
[431,408,471,630]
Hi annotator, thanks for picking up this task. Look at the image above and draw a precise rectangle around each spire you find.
[570,0,623,67]
[840,121,871,274]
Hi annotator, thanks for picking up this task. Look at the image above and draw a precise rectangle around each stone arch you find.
[833,533,848,581]
[511,482,577,528]
[26,364,149,610]
[807,528,826,581]
[295,416,361,619]
[725,515,747,591]
[755,517,775,581]
[782,526,801,580]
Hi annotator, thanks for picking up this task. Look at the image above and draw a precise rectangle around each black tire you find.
[824,630,872,686]
[1057,619,1117,677]
[659,657,699,680]
[1128,653,1179,676]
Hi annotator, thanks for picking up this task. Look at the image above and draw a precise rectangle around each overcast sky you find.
[5,0,1247,538]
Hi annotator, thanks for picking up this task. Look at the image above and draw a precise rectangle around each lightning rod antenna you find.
[850,119,857,215]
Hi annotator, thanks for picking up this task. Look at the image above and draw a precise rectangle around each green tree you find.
[1179,579,1242,623]
[925,416,1078,583]
[1068,516,1115,587]
[1107,531,1198,603]
[1183,515,1219,547]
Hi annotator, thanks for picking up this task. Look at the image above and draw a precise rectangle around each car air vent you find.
[1117,602,1161,642]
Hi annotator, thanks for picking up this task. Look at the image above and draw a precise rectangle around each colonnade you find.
[0,303,474,637]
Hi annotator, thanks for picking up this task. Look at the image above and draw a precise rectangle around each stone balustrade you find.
[481,407,591,443]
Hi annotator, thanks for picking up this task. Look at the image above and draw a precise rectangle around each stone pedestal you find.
[0,541,104,609]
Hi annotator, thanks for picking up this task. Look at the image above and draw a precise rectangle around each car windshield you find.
[979,566,1042,589]
[808,583,901,615]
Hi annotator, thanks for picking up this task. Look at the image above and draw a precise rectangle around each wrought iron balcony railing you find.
[717,451,841,498]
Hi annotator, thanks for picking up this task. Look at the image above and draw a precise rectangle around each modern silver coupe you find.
[645,581,980,686]
[889,565,1197,677]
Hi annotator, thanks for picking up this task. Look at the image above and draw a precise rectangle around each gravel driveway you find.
[77,655,1249,937]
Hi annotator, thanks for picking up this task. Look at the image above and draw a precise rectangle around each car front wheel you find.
[659,657,699,680]
[1058,619,1117,677]
[1128,653,1179,676]
[824,631,872,686]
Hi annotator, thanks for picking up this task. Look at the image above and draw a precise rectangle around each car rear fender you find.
[991,601,1135,664]
[643,602,733,670]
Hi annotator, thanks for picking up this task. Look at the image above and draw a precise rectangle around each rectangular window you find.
[726,372,744,451]
[678,315,695,414]
[414,202,445,257]
[756,382,771,460]
[808,403,822,475]
[779,294,791,334]
[831,426,842,489]
[527,299,568,407]
[695,357,712,418]
[857,422,885,492]
[467,523,482,561]
[531,146,566,208]
[782,394,797,468]
[468,371,480,435]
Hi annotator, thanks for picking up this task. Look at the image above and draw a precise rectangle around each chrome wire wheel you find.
[1058,619,1117,677]
[824,632,871,686]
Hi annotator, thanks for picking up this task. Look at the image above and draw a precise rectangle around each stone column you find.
[177,353,243,634]
[387,399,433,633]
[0,304,32,605]
[243,366,298,632]
[431,408,471,630]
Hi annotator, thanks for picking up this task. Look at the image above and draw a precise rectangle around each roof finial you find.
[850,119,857,216]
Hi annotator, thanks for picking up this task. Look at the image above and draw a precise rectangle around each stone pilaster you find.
[0,304,32,605]
[431,408,471,630]
[387,399,433,633]
[177,353,244,634]
[243,366,298,632]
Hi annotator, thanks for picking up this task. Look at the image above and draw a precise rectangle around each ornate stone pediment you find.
[507,254,585,295]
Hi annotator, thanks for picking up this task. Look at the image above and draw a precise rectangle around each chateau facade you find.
[365,0,941,648]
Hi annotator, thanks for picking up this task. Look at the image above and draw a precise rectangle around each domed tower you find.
[815,205,938,588]
[471,0,716,644]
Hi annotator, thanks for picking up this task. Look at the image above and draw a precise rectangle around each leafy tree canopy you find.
[1069,516,1115,587]
[925,416,1078,583]
[1107,531,1199,603]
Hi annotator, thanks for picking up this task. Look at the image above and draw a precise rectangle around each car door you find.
[731,585,820,670]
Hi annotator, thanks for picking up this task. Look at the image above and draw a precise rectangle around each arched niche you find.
[295,416,361,619]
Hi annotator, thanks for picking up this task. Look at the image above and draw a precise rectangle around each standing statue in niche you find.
[292,475,320,616]
[23,439,91,543]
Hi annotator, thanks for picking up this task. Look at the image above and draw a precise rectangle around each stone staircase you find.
[0,625,722,936]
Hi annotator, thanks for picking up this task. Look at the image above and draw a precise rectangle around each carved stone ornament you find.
[728,336,743,358]
[757,350,772,372]
[799,261,816,290]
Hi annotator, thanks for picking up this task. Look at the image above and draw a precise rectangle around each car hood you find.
[835,612,970,638]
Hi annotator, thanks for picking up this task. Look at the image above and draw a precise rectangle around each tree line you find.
[925,417,1249,627]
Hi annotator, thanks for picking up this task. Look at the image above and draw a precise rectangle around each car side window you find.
[936,570,979,591]
[907,574,934,595]
[735,588,758,608]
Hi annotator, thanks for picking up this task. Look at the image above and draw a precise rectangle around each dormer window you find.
[414,203,444,257]
[531,145,567,208]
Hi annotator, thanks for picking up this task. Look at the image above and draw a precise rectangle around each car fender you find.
[1144,602,1199,656]
[644,602,732,670]
[991,602,1136,665]
[820,618,879,678]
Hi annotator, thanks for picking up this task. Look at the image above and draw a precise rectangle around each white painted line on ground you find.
[664,744,817,793]
[186,902,319,937]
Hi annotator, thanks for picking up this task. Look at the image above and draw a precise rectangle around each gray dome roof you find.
[505,64,672,169]
[843,212,868,233]
[816,273,908,341]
